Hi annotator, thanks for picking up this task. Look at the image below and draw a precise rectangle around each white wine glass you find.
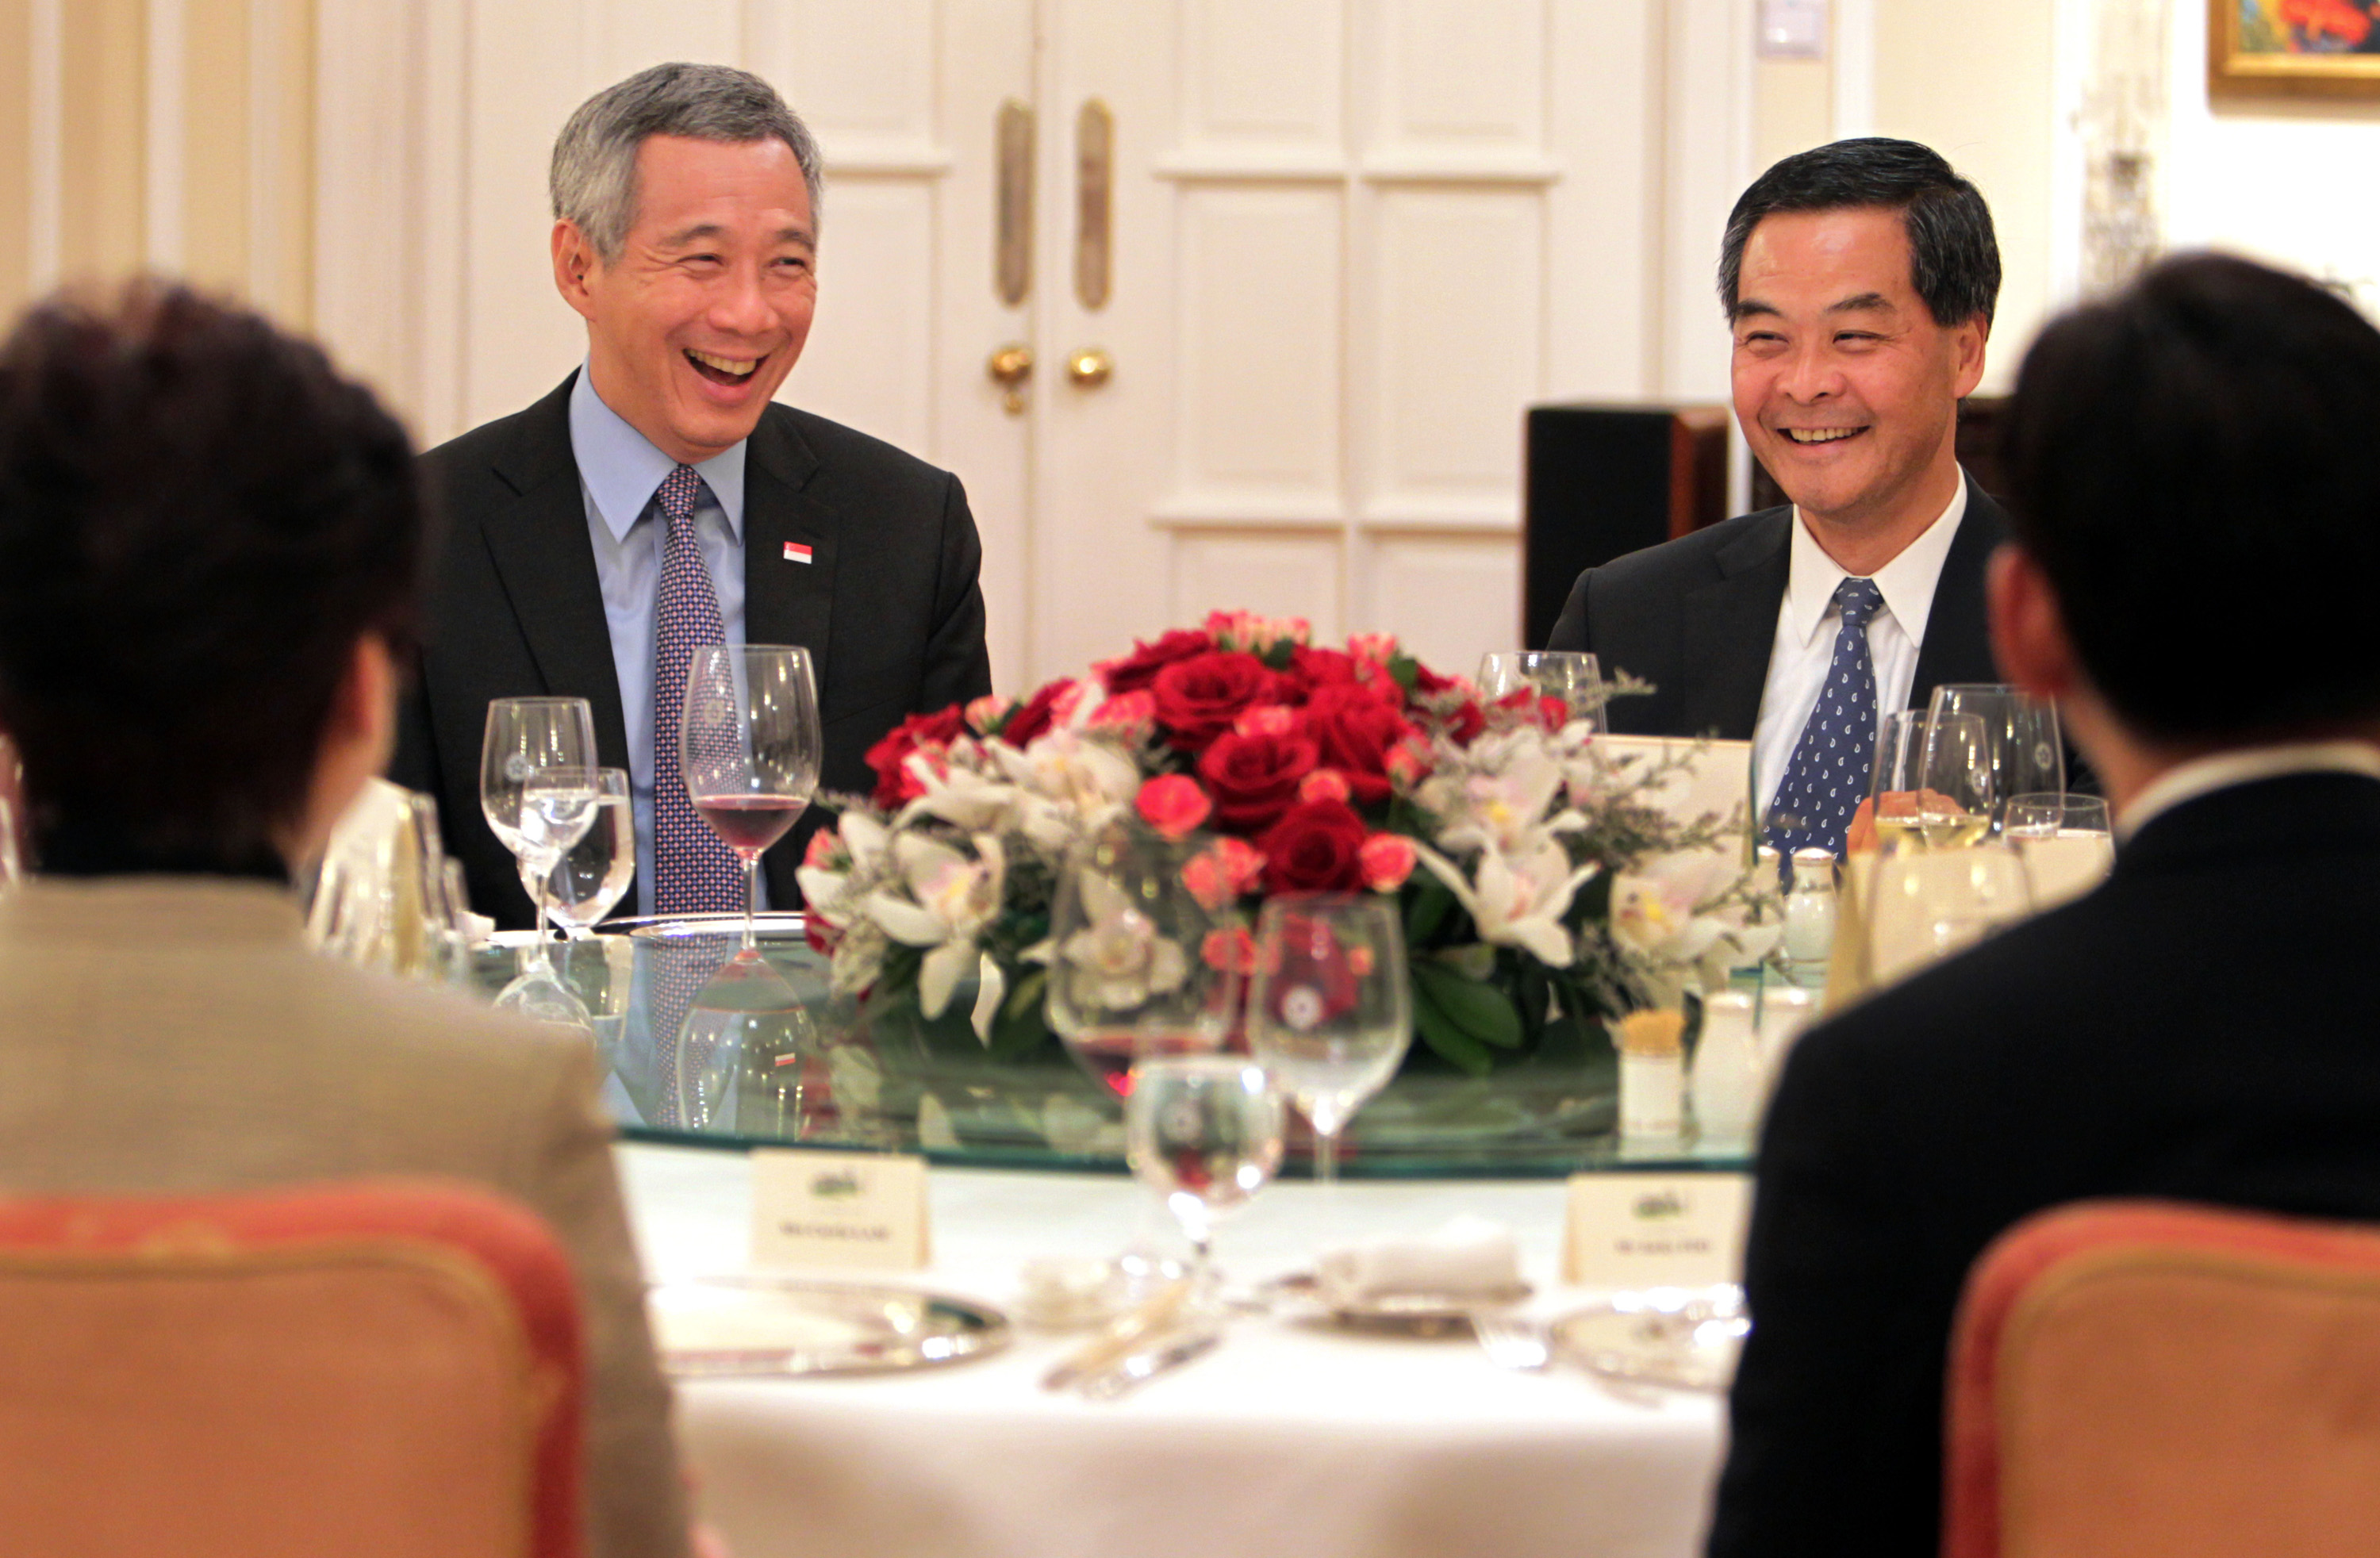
[1126,1054,1284,1310]
[1868,711,1990,854]
[2006,791,2115,911]
[1927,684,2063,833]
[1246,894,1411,1188]
[480,696,598,971]
[1476,650,1608,732]
[1044,815,1241,1103]
[681,645,823,954]
[539,766,633,938]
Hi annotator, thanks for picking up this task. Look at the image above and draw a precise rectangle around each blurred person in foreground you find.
[395,62,991,929]
[1709,251,2380,1554]
[0,282,697,1558]
[1547,138,2007,858]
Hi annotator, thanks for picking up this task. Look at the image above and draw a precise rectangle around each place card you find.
[1562,1173,1750,1289]
[750,1149,931,1272]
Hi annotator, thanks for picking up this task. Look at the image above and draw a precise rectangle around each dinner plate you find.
[610,911,808,942]
[1263,1270,1534,1331]
[648,1275,1010,1376]
[1550,1287,1748,1391]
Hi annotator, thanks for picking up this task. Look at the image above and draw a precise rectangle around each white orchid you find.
[862,832,1009,1040]
[1415,728,1585,858]
[895,743,1021,834]
[795,811,892,926]
[1609,847,1782,1000]
[988,729,1141,854]
[1415,838,1599,967]
[1056,869,1190,1013]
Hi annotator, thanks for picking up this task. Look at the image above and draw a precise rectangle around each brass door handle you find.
[1066,347,1112,388]
[987,343,1034,413]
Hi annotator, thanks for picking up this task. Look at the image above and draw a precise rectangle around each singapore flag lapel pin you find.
[783,541,813,565]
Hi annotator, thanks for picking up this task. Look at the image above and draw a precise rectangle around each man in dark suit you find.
[396,63,990,927]
[1547,139,2002,854]
[1709,254,2380,1555]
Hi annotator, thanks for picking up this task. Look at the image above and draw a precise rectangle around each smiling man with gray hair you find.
[396,62,992,929]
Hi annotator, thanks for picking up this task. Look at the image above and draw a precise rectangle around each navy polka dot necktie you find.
[1766,577,1885,858]
[651,465,746,916]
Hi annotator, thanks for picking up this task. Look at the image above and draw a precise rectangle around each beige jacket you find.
[0,877,688,1558]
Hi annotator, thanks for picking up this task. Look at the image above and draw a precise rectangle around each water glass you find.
[540,766,634,936]
[1126,1054,1284,1302]
[1245,894,1411,1185]
[1476,650,1608,732]
[1927,684,2063,832]
[480,696,598,967]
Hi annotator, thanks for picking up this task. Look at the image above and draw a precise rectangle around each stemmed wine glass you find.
[1245,894,1411,1187]
[1927,684,2063,834]
[1868,711,1993,854]
[1044,815,1242,1101]
[480,697,600,972]
[1126,1054,1284,1310]
[538,766,634,939]
[1476,650,1609,733]
[680,645,823,954]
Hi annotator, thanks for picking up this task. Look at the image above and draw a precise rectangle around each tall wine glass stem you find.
[1314,1125,1339,1188]
[529,865,556,975]
[741,854,760,954]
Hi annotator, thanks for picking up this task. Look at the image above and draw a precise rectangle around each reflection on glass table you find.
[468,919,1763,1178]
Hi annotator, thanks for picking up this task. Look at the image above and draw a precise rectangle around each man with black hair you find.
[1548,137,2007,856]
[0,282,695,1558]
[1710,251,2380,1554]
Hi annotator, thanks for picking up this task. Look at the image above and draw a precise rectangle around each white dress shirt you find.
[1752,481,1968,820]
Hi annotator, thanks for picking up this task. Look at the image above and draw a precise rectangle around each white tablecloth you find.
[620,1143,1725,1558]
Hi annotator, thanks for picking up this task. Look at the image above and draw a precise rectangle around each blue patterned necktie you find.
[1766,577,1886,858]
[651,465,745,915]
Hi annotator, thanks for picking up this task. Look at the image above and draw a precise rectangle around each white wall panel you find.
[1372,0,1545,157]
[1363,535,1520,673]
[582,0,741,83]
[1169,533,1343,639]
[786,178,937,457]
[1180,0,1344,155]
[749,0,938,159]
[1363,186,1540,516]
[1173,184,1344,508]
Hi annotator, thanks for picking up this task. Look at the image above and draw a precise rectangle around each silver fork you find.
[1471,1311,1551,1372]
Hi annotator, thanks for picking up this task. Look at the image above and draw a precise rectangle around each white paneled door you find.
[317,0,1673,693]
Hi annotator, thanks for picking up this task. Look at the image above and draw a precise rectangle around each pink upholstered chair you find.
[0,1179,586,1558]
[1944,1199,2380,1558]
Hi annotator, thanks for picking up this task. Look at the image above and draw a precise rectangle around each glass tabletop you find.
[468,919,1763,1180]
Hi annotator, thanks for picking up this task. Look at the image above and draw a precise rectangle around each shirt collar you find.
[1782,476,1969,648]
[2119,740,2380,839]
[567,364,747,543]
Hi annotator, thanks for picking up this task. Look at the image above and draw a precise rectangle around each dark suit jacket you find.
[1710,769,2380,1557]
[1543,478,2009,739]
[394,376,992,927]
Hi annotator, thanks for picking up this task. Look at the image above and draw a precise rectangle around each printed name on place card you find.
[750,1149,931,1272]
[1562,1172,1750,1289]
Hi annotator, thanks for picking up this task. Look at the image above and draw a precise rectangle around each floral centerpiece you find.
[796,612,1779,1076]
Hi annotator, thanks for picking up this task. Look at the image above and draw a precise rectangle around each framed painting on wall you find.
[2213,0,2380,98]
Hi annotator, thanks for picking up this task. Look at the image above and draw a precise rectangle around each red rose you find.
[1299,682,1413,804]
[863,705,966,809]
[1135,773,1213,839]
[1257,800,1371,893]
[999,677,1073,746]
[1359,832,1417,892]
[1096,627,1215,696]
[1278,646,1362,703]
[1198,728,1320,831]
[1411,660,1462,694]
[1151,651,1281,750]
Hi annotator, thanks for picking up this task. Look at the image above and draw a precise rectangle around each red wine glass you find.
[680,644,822,954]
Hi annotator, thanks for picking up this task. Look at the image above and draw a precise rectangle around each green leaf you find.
[1001,965,1048,1020]
[1411,961,1524,1050]
[1411,987,1495,1076]
[1404,877,1457,946]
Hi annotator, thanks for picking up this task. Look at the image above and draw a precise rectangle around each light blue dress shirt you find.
[568,367,755,915]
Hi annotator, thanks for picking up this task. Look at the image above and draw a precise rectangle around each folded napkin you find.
[1315,1215,1522,1305]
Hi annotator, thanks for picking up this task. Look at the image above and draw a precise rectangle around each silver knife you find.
[1078,1326,1223,1402]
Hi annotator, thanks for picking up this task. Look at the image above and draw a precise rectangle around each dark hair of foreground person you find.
[2001,251,2380,742]
[1718,135,2000,327]
[0,282,429,872]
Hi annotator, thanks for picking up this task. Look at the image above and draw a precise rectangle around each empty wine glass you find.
[681,645,823,953]
[1044,815,1242,1102]
[480,697,599,969]
[1476,650,1608,732]
[1927,684,2063,832]
[539,766,633,938]
[1246,894,1411,1187]
[1127,1054,1284,1308]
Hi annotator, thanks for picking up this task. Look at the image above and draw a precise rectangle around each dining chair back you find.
[1945,1199,2380,1558]
[0,1178,585,1558]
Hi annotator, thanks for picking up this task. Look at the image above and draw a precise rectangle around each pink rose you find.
[964,693,1013,735]
[1233,704,1299,738]
[1182,837,1266,910]
[1359,832,1417,892]
[1299,769,1352,804]
[1088,688,1157,739]
[1135,774,1213,840]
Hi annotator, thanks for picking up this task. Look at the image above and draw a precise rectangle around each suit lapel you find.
[740,405,838,692]
[1906,478,2012,708]
[1679,508,1792,739]
[481,377,634,769]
